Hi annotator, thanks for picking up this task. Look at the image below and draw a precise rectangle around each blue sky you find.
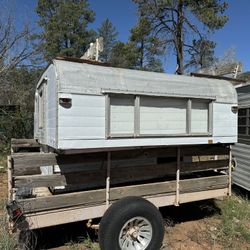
[4,0,250,73]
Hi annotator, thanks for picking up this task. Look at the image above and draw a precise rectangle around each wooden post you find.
[106,152,111,209]
[7,156,13,202]
[175,147,180,206]
[228,145,232,196]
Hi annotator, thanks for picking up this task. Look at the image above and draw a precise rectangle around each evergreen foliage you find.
[36,0,96,61]
[110,17,164,72]
[186,39,216,71]
[133,0,228,74]
[98,18,118,62]
[130,17,164,72]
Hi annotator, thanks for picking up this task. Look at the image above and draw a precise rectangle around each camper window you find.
[191,100,209,133]
[238,108,250,136]
[140,96,187,135]
[108,95,211,138]
[110,95,135,136]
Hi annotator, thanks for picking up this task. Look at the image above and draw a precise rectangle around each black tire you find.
[99,196,164,250]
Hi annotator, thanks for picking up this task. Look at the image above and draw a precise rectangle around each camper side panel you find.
[58,94,105,143]
[213,103,237,138]
[34,65,57,148]
[46,66,57,148]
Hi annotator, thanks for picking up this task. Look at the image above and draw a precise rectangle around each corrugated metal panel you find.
[237,93,250,107]
[232,143,250,191]
[50,59,237,104]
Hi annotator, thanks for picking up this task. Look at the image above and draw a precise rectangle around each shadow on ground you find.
[33,219,99,249]
[160,199,221,227]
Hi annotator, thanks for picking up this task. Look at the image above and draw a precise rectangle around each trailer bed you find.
[7,139,232,230]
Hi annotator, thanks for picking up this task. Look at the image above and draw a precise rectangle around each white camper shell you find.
[34,58,238,151]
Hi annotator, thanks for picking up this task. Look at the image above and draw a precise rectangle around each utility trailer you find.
[7,58,237,250]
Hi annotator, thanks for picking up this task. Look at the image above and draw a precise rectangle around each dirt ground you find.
[0,170,249,250]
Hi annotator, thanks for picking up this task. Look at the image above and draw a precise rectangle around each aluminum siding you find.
[233,87,250,191]
[232,143,250,191]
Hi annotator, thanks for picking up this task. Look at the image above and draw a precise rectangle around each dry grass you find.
[215,194,250,249]
[66,236,100,250]
[0,153,7,173]
[0,200,17,250]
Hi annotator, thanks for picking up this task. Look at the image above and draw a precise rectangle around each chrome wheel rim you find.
[118,216,153,250]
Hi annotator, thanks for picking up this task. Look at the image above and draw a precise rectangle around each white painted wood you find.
[25,205,107,229]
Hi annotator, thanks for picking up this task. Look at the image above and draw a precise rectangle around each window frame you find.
[38,89,44,129]
[238,107,250,137]
[106,94,213,139]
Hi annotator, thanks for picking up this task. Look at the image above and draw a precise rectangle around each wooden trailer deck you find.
[7,139,232,230]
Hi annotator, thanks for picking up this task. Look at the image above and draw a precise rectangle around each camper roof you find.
[37,58,237,104]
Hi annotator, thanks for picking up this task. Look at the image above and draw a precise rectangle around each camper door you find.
[37,80,47,141]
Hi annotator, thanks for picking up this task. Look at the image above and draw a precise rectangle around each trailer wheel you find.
[99,196,164,250]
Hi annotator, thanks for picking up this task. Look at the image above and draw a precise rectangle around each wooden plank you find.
[19,180,176,213]
[12,148,176,173]
[25,204,108,230]
[18,175,228,213]
[12,153,57,175]
[180,175,228,193]
[11,139,39,146]
[182,145,229,156]
[179,188,228,204]
[14,175,66,188]
[13,159,228,189]
[24,188,228,230]
[12,145,229,176]
[61,159,228,186]
[11,139,41,152]
[7,156,13,202]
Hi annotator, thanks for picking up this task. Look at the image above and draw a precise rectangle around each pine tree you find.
[110,42,139,69]
[133,0,228,74]
[186,39,216,71]
[98,18,118,62]
[130,17,164,72]
[110,17,164,72]
[36,0,96,61]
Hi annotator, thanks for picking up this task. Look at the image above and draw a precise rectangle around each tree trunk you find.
[176,0,184,75]
[140,39,144,69]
